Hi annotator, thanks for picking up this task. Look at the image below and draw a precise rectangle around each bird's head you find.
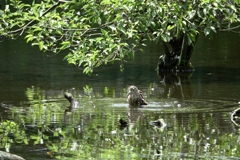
[127,85,138,97]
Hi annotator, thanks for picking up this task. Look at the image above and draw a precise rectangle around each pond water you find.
[0,31,240,159]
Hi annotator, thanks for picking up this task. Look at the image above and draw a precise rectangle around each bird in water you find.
[119,118,128,126]
[119,118,128,130]
[149,118,166,127]
[127,85,148,106]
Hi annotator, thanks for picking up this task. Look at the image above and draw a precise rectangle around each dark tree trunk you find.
[157,34,197,74]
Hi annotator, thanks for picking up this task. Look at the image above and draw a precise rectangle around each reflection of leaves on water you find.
[0,120,27,152]
[1,85,240,159]
[25,86,44,103]
[83,85,93,97]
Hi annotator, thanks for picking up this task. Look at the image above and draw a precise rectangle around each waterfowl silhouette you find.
[149,118,166,127]
[119,118,128,130]
[119,118,128,126]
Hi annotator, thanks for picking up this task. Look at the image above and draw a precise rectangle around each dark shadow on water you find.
[157,72,194,99]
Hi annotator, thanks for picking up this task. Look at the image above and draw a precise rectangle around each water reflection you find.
[0,86,239,159]
[158,72,193,99]
[1,32,240,159]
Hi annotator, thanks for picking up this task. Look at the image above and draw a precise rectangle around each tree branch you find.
[220,25,240,33]
[7,0,69,35]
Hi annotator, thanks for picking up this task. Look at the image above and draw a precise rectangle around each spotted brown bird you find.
[127,85,147,106]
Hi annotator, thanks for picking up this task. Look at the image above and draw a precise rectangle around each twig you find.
[220,25,240,32]
[178,35,186,66]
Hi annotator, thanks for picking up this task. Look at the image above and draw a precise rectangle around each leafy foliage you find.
[0,120,27,151]
[0,0,240,73]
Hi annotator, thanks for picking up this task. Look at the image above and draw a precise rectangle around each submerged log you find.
[64,92,79,112]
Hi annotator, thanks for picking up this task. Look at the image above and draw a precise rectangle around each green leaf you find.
[167,25,175,31]
[33,27,42,32]
[161,33,171,42]
[39,41,44,51]
[188,10,196,19]
[210,26,216,33]
[60,41,71,50]
[101,29,109,37]
[25,34,34,43]
[101,0,112,5]
[98,17,102,25]
[0,10,4,17]
[118,26,126,34]
[204,27,210,36]
[109,24,116,31]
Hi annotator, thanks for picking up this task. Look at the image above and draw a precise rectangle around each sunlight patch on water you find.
[112,103,129,107]
[108,98,238,114]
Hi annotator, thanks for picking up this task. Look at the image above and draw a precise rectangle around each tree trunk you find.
[157,34,196,74]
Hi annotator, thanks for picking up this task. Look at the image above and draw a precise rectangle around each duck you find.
[127,85,147,106]
[149,118,166,127]
[119,118,128,130]
[119,118,128,126]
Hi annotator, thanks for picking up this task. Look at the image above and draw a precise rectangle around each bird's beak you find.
[127,91,131,97]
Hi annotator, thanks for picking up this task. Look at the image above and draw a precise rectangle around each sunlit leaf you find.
[39,41,44,51]
[204,27,210,35]
[109,24,116,31]
[60,41,71,50]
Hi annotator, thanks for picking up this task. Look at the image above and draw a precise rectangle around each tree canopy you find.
[0,0,240,74]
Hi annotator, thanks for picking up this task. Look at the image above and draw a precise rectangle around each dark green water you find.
[0,32,240,159]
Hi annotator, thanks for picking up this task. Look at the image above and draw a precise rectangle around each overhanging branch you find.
[220,24,240,33]
[7,0,69,35]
